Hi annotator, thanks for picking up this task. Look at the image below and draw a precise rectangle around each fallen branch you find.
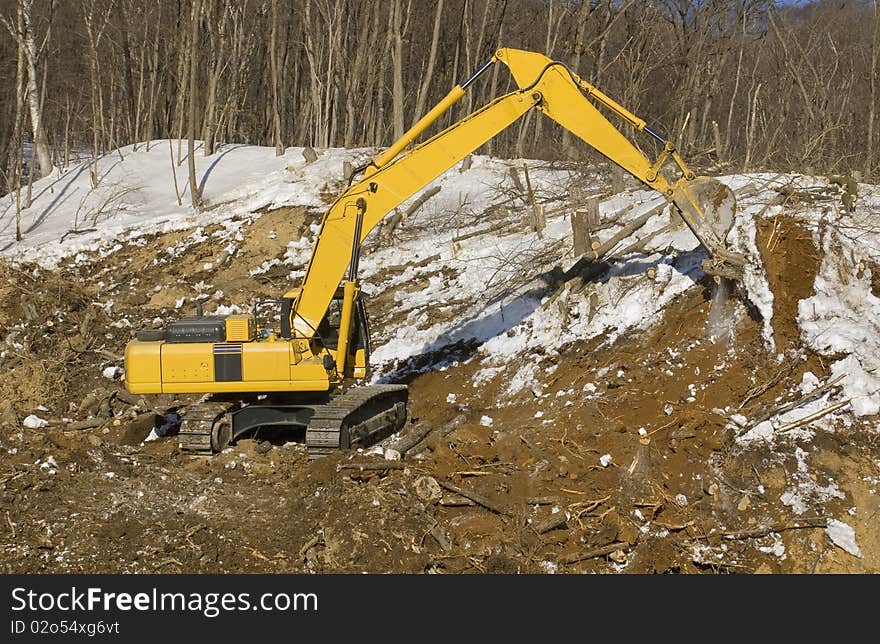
[406,414,466,457]
[410,253,441,269]
[452,220,513,244]
[66,417,105,431]
[99,349,124,362]
[746,374,845,429]
[559,541,630,565]
[403,185,441,219]
[337,460,405,472]
[585,203,666,261]
[722,517,826,540]
[438,480,514,517]
[439,494,476,507]
[112,389,144,407]
[739,357,799,409]
[299,533,324,561]
[775,399,851,433]
[613,222,677,259]
[534,513,567,534]
[60,228,97,242]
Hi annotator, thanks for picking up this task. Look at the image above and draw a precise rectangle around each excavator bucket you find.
[671,177,745,282]
[685,177,737,242]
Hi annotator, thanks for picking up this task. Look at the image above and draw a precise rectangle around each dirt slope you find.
[0,204,877,574]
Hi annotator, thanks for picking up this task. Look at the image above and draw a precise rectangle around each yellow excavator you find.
[124,48,745,457]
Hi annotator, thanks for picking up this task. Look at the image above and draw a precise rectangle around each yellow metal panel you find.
[159,357,330,394]
[124,340,162,393]
[242,341,291,382]
[353,348,367,379]
[160,379,329,394]
[225,314,256,341]
[161,343,213,383]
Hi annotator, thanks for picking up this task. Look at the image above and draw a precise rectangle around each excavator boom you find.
[289,48,744,341]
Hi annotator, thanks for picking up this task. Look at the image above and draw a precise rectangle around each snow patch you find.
[825,519,862,558]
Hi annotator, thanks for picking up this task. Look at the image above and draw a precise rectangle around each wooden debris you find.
[534,513,568,535]
[430,525,452,551]
[452,220,511,244]
[66,417,105,431]
[413,476,442,503]
[775,399,851,433]
[746,374,845,429]
[439,494,476,507]
[402,185,441,219]
[337,460,405,472]
[386,422,434,456]
[585,203,665,261]
[722,517,826,540]
[438,480,514,517]
[739,357,799,408]
[522,162,544,237]
[407,414,466,457]
[299,533,324,562]
[560,541,630,565]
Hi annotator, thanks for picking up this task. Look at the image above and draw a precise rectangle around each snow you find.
[799,225,880,417]
[825,519,862,558]
[102,366,122,380]
[728,207,776,350]
[1,141,361,268]
[23,414,48,429]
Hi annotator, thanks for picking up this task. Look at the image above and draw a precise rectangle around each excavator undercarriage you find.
[177,385,408,459]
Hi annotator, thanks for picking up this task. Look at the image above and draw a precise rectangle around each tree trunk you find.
[19,0,52,177]
[868,0,879,178]
[411,0,444,125]
[390,0,405,140]
[269,0,283,155]
[11,4,26,240]
[188,0,201,210]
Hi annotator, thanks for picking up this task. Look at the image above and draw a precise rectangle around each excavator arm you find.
[288,48,745,345]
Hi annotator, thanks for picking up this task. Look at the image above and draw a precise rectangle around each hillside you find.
[0,142,878,573]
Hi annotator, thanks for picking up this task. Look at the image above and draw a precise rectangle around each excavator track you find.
[306,384,408,459]
[178,402,233,455]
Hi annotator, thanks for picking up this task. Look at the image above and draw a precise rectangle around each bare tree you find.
[269,0,283,155]
[188,0,201,209]
[1,0,53,178]
[868,0,879,177]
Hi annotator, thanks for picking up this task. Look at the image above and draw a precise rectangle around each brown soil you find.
[0,208,876,574]
[755,216,821,350]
